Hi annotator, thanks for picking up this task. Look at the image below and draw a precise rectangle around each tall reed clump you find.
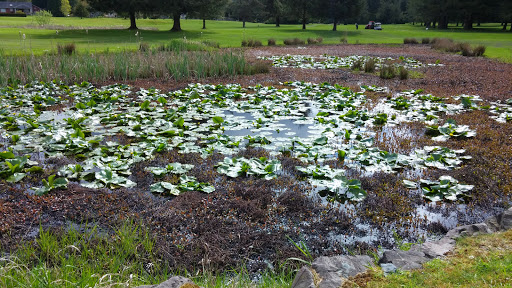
[0,49,253,85]
[364,58,376,73]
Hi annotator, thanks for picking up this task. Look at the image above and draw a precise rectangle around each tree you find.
[188,0,228,29]
[284,0,319,30]
[320,0,364,31]
[228,0,265,28]
[61,0,71,16]
[89,0,152,30]
[73,0,88,18]
[158,0,190,31]
[265,0,284,27]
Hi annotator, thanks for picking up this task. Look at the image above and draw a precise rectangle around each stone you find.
[499,207,512,231]
[418,237,456,258]
[140,276,199,288]
[312,255,373,288]
[484,207,512,232]
[445,223,491,239]
[291,266,316,288]
[379,250,429,271]
[380,263,397,275]
[485,215,501,232]
[313,255,373,278]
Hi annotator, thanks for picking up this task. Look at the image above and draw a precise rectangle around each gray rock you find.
[318,273,347,288]
[313,255,374,278]
[418,237,456,258]
[143,276,198,288]
[379,250,429,270]
[312,255,373,288]
[380,263,397,275]
[484,207,512,232]
[445,223,491,239]
[501,207,512,230]
[291,266,316,288]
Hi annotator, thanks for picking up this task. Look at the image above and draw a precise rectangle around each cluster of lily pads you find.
[259,55,443,70]
[404,176,474,202]
[0,80,486,202]
[489,98,512,123]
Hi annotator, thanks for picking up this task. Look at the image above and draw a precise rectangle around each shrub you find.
[268,38,276,46]
[316,37,323,44]
[248,39,262,47]
[380,64,396,79]
[473,45,486,57]
[421,38,431,44]
[404,38,418,44]
[307,38,318,44]
[398,66,408,80]
[293,38,305,45]
[432,38,459,52]
[241,40,248,47]
[250,60,270,74]
[340,37,348,44]
[284,38,305,45]
[57,43,76,55]
[34,10,53,26]
[460,43,473,56]
[351,59,363,70]
[364,58,376,73]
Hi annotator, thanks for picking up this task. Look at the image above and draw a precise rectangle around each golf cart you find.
[365,21,382,30]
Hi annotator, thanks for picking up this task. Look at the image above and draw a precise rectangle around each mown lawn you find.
[1,17,511,61]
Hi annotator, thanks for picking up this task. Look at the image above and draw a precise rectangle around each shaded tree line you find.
[26,0,512,31]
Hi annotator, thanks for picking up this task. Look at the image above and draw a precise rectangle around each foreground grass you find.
[2,222,511,287]
[0,40,259,86]
[0,18,511,62]
[0,222,294,288]
[364,229,512,287]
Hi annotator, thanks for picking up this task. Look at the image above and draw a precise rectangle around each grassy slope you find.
[1,17,511,61]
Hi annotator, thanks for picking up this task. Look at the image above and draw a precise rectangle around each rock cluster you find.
[290,207,512,288]
[136,207,512,288]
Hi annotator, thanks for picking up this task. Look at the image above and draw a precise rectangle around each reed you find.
[0,49,251,85]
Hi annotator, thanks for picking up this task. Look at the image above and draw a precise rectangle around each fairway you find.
[1,17,511,62]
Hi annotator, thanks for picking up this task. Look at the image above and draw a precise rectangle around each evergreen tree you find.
[88,0,153,30]
[227,0,265,28]
[188,0,228,29]
[73,0,88,18]
[265,0,284,27]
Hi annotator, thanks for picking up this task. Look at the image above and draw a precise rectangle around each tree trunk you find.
[463,14,473,30]
[128,9,137,30]
[243,20,246,28]
[171,12,181,31]
[432,21,436,28]
[503,22,507,30]
[275,15,280,27]
[332,18,337,31]
[438,16,448,29]
[302,7,306,30]
[202,18,206,29]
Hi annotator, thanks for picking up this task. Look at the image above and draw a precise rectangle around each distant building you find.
[0,2,41,15]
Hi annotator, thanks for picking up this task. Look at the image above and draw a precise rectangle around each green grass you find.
[0,221,294,288]
[365,230,512,287]
[1,17,511,62]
